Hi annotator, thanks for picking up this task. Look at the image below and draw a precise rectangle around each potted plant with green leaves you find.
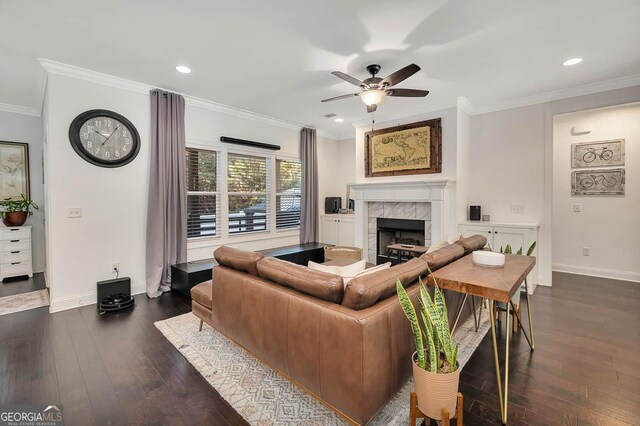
[396,276,459,419]
[0,194,38,227]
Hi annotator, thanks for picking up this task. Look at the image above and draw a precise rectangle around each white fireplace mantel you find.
[349,180,456,260]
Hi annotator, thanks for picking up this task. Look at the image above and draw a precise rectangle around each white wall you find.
[553,102,640,282]
[43,70,343,312]
[468,86,640,286]
[0,110,46,273]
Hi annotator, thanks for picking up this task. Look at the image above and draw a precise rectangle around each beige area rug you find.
[155,306,490,425]
[0,289,49,315]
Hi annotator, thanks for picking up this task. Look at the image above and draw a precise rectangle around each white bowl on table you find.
[472,250,505,267]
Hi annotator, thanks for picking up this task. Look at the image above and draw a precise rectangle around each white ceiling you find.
[1,0,640,137]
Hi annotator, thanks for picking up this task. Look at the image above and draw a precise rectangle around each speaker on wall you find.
[469,205,481,221]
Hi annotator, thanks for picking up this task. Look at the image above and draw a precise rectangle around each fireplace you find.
[376,217,425,265]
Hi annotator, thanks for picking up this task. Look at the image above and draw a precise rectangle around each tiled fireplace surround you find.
[349,180,454,263]
[367,202,431,262]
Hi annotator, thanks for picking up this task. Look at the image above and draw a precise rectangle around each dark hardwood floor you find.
[0,272,46,297]
[0,272,638,425]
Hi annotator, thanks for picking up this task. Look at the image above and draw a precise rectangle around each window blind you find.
[275,159,301,230]
[186,148,219,238]
[227,153,270,234]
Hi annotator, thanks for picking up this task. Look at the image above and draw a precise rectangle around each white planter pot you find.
[412,353,460,419]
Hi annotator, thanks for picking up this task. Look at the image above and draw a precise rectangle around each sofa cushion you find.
[257,257,344,303]
[341,258,428,310]
[214,246,264,276]
[191,280,212,309]
[420,243,465,272]
[454,234,488,255]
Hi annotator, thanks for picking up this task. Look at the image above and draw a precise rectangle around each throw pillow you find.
[352,262,392,282]
[426,235,454,253]
[308,259,367,286]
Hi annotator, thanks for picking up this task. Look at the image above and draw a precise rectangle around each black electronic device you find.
[469,205,482,221]
[325,197,342,214]
[97,277,135,314]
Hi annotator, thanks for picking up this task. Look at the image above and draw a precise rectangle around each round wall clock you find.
[69,109,140,167]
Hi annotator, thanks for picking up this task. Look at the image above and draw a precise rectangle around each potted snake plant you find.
[0,194,38,227]
[396,276,459,419]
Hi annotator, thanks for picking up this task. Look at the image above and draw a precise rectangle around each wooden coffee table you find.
[427,254,536,425]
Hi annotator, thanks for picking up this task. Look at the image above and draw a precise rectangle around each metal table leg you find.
[489,299,510,424]
[451,294,480,335]
[489,280,535,424]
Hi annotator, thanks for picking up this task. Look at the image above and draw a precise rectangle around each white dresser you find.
[0,225,33,281]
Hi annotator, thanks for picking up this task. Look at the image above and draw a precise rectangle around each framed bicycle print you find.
[0,141,30,201]
[571,139,625,168]
[572,168,625,195]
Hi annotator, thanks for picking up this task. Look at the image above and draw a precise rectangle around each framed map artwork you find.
[364,118,441,177]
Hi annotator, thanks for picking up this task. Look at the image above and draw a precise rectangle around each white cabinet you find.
[321,214,355,246]
[459,221,539,292]
[0,225,33,281]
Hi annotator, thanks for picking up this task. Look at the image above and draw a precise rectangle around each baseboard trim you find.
[49,282,146,313]
[552,263,640,283]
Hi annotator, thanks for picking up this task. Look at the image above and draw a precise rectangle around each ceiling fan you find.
[321,64,429,113]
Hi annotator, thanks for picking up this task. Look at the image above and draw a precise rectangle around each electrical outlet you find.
[112,262,120,273]
[574,204,581,212]
[511,205,525,214]
[67,207,82,218]
[582,247,590,256]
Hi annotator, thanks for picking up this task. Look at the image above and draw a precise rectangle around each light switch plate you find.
[574,204,581,212]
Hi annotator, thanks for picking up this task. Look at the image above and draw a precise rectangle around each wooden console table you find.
[428,254,536,425]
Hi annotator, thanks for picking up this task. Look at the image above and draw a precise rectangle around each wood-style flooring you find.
[0,272,638,425]
[0,273,46,298]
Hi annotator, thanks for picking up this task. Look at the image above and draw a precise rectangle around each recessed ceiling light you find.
[562,58,582,66]
[334,117,344,123]
[175,65,192,74]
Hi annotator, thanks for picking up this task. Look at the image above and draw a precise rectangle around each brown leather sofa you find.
[191,236,486,425]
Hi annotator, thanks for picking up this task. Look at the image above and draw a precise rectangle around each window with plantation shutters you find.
[186,148,219,238]
[227,153,270,234]
[276,159,301,230]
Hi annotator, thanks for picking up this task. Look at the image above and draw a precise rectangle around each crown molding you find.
[36,58,330,137]
[472,73,640,115]
[0,102,39,117]
[456,96,474,115]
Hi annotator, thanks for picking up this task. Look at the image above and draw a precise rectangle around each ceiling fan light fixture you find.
[360,89,386,106]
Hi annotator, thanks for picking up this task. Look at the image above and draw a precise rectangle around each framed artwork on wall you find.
[571,168,625,195]
[0,141,30,201]
[365,118,442,177]
[571,139,625,168]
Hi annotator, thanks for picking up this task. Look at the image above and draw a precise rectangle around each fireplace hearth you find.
[377,217,425,265]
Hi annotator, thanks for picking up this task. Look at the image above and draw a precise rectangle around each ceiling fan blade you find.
[380,64,421,87]
[321,93,360,102]
[331,71,369,88]
[386,88,430,97]
[367,104,377,113]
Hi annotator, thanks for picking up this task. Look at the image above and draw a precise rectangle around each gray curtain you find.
[146,89,187,298]
[300,127,318,243]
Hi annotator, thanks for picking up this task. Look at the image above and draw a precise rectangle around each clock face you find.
[69,110,140,167]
